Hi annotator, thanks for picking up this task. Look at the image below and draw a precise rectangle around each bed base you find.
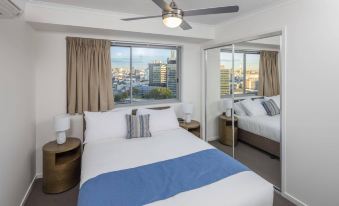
[238,129,280,158]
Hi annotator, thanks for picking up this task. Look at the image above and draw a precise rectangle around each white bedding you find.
[81,128,273,206]
[237,115,281,142]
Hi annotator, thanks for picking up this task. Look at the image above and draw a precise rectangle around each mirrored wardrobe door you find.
[205,45,235,158]
[232,38,282,190]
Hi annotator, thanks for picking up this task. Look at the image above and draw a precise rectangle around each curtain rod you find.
[65,36,182,48]
[111,40,182,48]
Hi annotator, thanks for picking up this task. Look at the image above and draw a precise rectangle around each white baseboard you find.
[282,191,308,206]
[19,174,37,206]
[36,173,43,179]
[206,136,219,141]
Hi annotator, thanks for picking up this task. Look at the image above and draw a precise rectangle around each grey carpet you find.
[209,140,281,188]
[25,179,294,206]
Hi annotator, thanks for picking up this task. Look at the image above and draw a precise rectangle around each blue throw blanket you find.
[78,149,248,206]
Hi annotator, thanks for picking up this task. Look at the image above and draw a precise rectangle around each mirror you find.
[205,35,282,189]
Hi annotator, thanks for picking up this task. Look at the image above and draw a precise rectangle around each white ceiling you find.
[34,0,284,25]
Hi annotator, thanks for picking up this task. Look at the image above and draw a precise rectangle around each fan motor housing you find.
[162,8,183,20]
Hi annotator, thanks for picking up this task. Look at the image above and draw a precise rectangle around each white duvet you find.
[81,128,273,206]
[237,115,281,142]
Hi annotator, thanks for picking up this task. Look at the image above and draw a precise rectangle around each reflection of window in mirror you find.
[220,51,260,97]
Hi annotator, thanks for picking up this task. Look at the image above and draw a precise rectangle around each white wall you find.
[205,48,223,140]
[0,18,36,206]
[206,0,339,205]
[34,30,202,175]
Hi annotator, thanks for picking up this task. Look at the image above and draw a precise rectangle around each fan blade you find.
[152,0,172,12]
[121,15,162,21]
[183,6,239,16]
[180,20,192,30]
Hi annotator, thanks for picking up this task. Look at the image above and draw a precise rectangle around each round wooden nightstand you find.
[43,137,81,193]
[218,115,238,146]
[179,120,201,138]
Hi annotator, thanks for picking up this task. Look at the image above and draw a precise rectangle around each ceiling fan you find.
[121,0,239,30]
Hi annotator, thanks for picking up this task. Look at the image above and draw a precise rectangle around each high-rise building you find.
[149,63,167,87]
[220,65,230,96]
[166,50,177,96]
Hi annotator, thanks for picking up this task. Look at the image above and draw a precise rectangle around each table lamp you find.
[54,114,70,144]
[223,99,233,117]
[182,103,193,123]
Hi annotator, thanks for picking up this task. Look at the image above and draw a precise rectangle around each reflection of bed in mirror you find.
[235,98,280,158]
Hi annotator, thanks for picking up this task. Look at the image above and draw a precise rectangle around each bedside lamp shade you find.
[222,99,233,117]
[54,114,70,144]
[182,103,193,123]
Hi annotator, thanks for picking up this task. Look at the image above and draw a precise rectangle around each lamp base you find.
[185,114,192,123]
[225,109,232,117]
[56,132,66,144]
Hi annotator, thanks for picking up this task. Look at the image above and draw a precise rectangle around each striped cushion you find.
[126,114,152,138]
[262,99,280,116]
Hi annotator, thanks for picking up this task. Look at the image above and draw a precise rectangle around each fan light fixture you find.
[162,7,183,28]
[162,15,182,28]
[121,0,240,31]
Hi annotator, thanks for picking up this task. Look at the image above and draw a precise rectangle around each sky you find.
[111,47,259,70]
[111,46,176,69]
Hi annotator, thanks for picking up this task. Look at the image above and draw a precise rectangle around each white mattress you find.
[81,128,273,206]
[237,115,281,142]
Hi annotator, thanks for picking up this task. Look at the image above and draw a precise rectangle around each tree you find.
[114,92,129,102]
[146,87,172,99]
[132,87,140,96]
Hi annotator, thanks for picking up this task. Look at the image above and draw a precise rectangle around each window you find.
[220,50,260,97]
[111,43,181,105]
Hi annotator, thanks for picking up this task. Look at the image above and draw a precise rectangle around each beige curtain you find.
[67,37,114,114]
[258,51,280,96]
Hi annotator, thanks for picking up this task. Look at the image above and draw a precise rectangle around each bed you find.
[78,108,274,206]
[235,98,281,157]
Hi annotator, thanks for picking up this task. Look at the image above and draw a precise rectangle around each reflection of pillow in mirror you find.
[240,99,267,116]
[264,95,280,109]
[234,102,247,116]
[262,99,280,116]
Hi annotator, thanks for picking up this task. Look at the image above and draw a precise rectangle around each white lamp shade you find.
[223,99,233,110]
[182,103,193,114]
[54,114,70,132]
[163,16,183,28]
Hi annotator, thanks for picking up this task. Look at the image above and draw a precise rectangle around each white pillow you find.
[137,107,179,133]
[234,102,247,116]
[240,99,267,116]
[264,95,280,109]
[84,108,132,143]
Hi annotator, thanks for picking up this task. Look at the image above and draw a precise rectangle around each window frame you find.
[111,41,182,107]
[220,49,260,98]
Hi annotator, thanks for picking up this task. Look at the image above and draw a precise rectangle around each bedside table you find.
[179,120,200,138]
[43,137,81,193]
[219,115,238,146]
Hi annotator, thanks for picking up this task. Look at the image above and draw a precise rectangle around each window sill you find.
[114,99,181,108]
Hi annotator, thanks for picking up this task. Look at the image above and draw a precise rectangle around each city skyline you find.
[111,46,178,104]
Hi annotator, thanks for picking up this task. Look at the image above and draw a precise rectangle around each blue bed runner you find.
[78,149,248,206]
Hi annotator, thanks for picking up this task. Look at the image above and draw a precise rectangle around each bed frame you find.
[238,129,280,158]
[234,97,280,158]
